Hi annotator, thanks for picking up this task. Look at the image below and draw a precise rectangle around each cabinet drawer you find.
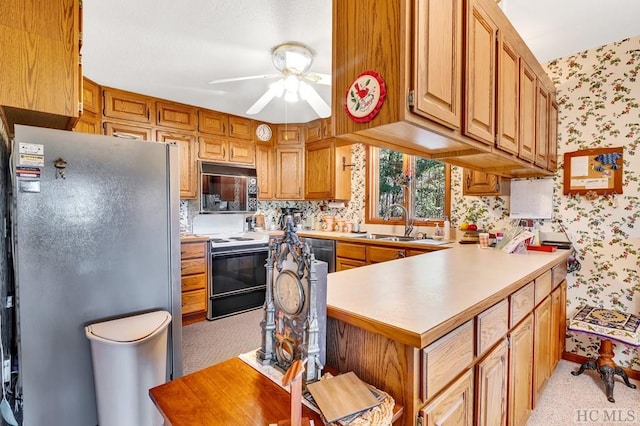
[336,258,366,271]
[181,258,206,276]
[534,270,552,306]
[368,246,405,263]
[182,273,206,292]
[182,289,207,315]
[181,242,206,259]
[510,281,534,327]
[421,320,474,401]
[552,262,567,287]
[476,299,508,356]
[336,242,366,261]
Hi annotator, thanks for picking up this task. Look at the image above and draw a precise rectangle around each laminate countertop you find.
[323,243,569,348]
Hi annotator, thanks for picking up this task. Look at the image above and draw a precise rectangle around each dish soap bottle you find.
[434,223,442,237]
[443,216,451,240]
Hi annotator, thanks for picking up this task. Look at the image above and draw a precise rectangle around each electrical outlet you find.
[3,357,10,383]
[6,296,13,308]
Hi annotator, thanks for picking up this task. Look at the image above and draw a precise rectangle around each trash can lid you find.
[85,310,171,343]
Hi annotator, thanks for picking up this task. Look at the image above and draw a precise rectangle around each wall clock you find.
[257,216,328,383]
[255,123,273,142]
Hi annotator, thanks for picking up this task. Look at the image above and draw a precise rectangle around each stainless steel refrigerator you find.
[11,125,183,425]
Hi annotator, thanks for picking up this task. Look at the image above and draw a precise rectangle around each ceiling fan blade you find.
[302,73,331,85]
[299,81,331,117]
[246,79,286,115]
[208,73,280,85]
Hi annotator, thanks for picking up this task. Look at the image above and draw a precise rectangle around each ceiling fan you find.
[208,42,331,117]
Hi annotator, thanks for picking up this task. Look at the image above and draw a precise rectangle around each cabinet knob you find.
[466,174,471,189]
[397,251,405,258]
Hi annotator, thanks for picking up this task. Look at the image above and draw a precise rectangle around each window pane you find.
[413,157,445,219]
[376,148,405,216]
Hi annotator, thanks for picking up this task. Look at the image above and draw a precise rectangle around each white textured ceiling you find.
[82,0,640,124]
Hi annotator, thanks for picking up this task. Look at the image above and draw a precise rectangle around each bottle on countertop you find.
[443,216,451,240]
[352,213,360,233]
[434,223,442,237]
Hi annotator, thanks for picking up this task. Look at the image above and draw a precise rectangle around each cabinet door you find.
[412,0,463,129]
[305,140,334,199]
[103,88,154,124]
[275,146,304,199]
[419,369,474,426]
[496,34,519,155]
[198,136,227,161]
[305,119,324,143]
[74,115,100,134]
[550,281,566,370]
[256,144,274,200]
[464,0,497,145]
[198,109,228,135]
[82,78,100,114]
[156,101,197,131]
[277,125,304,144]
[228,138,255,166]
[462,169,503,196]
[476,339,508,426]
[533,296,551,407]
[508,313,533,426]
[547,97,559,172]
[228,116,254,140]
[534,84,550,168]
[518,63,536,162]
[157,130,197,198]
[336,258,366,271]
[104,121,152,140]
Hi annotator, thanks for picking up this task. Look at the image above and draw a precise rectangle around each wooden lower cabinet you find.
[335,241,434,271]
[419,369,474,426]
[336,258,366,270]
[551,281,567,367]
[475,339,508,426]
[532,296,552,407]
[508,313,534,426]
[181,239,208,325]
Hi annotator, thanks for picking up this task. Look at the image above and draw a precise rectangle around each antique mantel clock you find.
[257,216,327,383]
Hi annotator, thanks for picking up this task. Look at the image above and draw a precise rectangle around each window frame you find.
[364,146,451,227]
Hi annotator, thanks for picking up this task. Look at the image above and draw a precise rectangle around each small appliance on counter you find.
[245,215,257,232]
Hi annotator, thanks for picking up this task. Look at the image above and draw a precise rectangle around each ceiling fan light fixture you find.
[272,42,314,74]
[284,89,299,103]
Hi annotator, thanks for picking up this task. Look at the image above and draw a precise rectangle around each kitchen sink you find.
[380,236,415,242]
[348,233,395,240]
[347,234,450,245]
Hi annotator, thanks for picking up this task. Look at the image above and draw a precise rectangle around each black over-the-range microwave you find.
[200,163,258,213]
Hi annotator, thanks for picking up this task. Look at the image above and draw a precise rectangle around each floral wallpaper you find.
[180,36,640,372]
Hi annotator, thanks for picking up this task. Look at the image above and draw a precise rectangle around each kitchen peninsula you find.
[152,243,569,426]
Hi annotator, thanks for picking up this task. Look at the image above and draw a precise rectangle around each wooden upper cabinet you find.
[277,124,304,144]
[103,88,154,124]
[462,169,509,196]
[82,78,100,114]
[199,110,229,136]
[228,116,254,140]
[305,119,324,143]
[412,0,463,130]
[198,136,227,162]
[305,140,351,200]
[104,122,152,141]
[228,138,255,165]
[464,0,498,145]
[275,146,304,199]
[496,34,520,155]
[74,117,101,135]
[0,0,81,131]
[157,130,197,198]
[535,84,550,168]
[256,144,274,200]
[548,97,559,172]
[518,62,537,162]
[156,101,197,131]
[322,118,334,138]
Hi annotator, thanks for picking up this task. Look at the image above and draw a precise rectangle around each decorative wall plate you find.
[344,70,386,123]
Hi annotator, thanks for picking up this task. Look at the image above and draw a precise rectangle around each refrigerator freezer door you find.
[12,125,181,426]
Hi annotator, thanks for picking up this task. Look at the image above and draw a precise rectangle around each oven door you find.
[208,246,268,320]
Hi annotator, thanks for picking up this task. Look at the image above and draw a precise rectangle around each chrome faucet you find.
[384,203,413,237]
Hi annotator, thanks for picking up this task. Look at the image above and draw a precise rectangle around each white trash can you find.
[85,310,172,426]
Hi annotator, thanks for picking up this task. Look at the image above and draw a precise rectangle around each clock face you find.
[256,123,272,142]
[274,270,304,315]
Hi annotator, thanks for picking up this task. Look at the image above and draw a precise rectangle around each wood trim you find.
[562,351,640,381]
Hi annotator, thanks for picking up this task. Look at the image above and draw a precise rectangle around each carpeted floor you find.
[182,309,640,425]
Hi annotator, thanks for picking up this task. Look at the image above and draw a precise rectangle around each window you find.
[366,146,450,225]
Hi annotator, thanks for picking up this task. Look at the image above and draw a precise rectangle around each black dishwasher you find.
[304,238,336,273]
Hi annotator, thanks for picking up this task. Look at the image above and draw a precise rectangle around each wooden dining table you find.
[149,357,324,425]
